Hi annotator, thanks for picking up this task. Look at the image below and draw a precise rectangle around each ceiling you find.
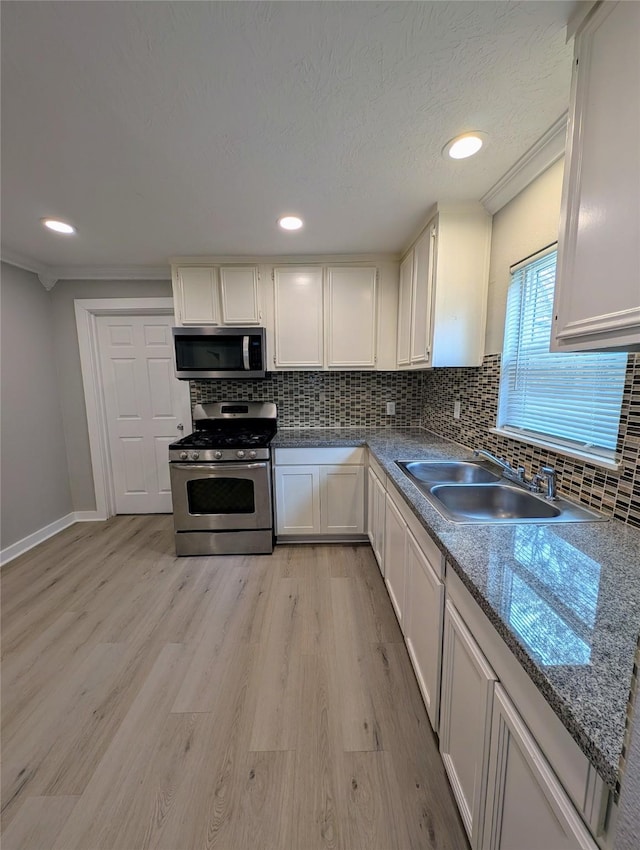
[1,1,581,275]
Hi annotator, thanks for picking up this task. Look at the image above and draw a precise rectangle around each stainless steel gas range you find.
[169,402,277,556]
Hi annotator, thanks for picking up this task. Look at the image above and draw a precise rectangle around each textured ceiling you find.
[1,1,580,270]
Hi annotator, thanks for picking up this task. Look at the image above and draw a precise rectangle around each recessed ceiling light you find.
[443,132,486,160]
[41,218,77,235]
[278,215,303,231]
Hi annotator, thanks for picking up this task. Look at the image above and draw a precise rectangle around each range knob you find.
[215,451,223,460]
[236,450,246,459]
[180,451,188,460]
[190,451,200,460]
[248,450,257,459]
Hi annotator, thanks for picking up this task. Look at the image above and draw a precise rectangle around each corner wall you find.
[1,263,73,550]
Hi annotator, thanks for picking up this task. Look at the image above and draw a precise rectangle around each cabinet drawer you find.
[274,447,365,466]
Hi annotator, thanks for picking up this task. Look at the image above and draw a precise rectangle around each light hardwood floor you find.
[1,515,469,850]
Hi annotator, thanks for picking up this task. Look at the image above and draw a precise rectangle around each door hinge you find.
[271,269,275,282]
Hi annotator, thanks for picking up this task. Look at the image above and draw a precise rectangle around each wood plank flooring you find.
[1,515,469,850]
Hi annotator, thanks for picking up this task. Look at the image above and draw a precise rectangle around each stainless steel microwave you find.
[172,327,266,379]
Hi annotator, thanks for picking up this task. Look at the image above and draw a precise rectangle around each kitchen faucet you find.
[472,449,557,500]
[473,449,524,481]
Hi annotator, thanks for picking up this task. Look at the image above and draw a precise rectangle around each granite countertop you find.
[273,427,640,791]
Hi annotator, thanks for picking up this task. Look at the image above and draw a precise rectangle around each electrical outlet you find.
[386,401,396,416]
[454,400,461,420]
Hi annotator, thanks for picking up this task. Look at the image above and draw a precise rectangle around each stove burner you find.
[171,429,274,450]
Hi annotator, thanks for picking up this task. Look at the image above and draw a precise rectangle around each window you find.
[497,246,627,465]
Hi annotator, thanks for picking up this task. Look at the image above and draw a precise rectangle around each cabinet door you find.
[440,599,497,848]
[373,472,386,573]
[410,227,435,365]
[383,493,407,624]
[404,529,444,732]
[326,267,377,368]
[553,1,640,351]
[175,266,220,325]
[320,465,364,533]
[367,467,386,573]
[367,467,377,548]
[273,267,324,367]
[396,251,413,366]
[274,466,320,534]
[219,266,260,324]
[483,685,598,850]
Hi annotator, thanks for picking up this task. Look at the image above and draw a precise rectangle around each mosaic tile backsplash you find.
[191,371,424,428]
[191,354,640,528]
[421,353,640,528]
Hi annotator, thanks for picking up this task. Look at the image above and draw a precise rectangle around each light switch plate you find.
[454,400,461,419]
[386,401,396,416]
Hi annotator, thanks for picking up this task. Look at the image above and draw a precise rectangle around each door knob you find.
[177,423,184,431]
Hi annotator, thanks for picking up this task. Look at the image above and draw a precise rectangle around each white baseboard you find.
[0,510,107,566]
[74,510,108,522]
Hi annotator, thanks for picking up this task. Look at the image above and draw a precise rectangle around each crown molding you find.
[168,252,400,265]
[480,113,568,215]
[1,248,170,288]
[52,265,170,281]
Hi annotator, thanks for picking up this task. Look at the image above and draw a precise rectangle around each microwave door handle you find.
[242,335,251,370]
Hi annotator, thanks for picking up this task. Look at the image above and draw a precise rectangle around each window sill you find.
[489,428,621,472]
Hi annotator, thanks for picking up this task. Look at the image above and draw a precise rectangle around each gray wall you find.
[49,278,172,511]
[485,157,564,355]
[1,263,73,549]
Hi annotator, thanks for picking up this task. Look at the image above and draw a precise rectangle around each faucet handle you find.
[538,466,557,500]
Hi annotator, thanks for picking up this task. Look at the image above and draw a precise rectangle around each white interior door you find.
[97,315,191,513]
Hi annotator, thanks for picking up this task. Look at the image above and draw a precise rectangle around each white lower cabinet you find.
[440,599,497,849]
[404,529,444,732]
[319,465,365,534]
[367,465,386,574]
[366,458,609,850]
[383,492,407,625]
[274,466,321,534]
[274,448,365,537]
[483,685,598,850]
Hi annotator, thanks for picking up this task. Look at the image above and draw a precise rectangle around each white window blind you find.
[498,248,627,461]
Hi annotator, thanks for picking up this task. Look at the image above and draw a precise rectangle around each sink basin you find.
[397,460,501,486]
[395,460,606,524]
[428,483,604,524]
[431,483,561,521]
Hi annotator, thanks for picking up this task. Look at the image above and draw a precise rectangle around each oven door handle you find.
[242,335,250,370]
[171,462,268,472]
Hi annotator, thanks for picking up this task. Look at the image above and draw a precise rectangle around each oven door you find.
[170,462,272,532]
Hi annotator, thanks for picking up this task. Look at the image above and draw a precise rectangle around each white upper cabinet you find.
[174,266,220,325]
[396,253,413,366]
[553,1,640,352]
[326,267,377,368]
[409,227,435,365]
[172,263,260,326]
[397,202,492,368]
[273,265,379,370]
[219,266,260,324]
[273,266,324,368]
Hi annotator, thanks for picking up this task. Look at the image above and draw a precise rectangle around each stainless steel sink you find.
[397,460,501,486]
[430,483,562,522]
[396,460,606,524]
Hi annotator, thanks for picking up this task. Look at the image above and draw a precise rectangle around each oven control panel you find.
[169,447,270,463]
